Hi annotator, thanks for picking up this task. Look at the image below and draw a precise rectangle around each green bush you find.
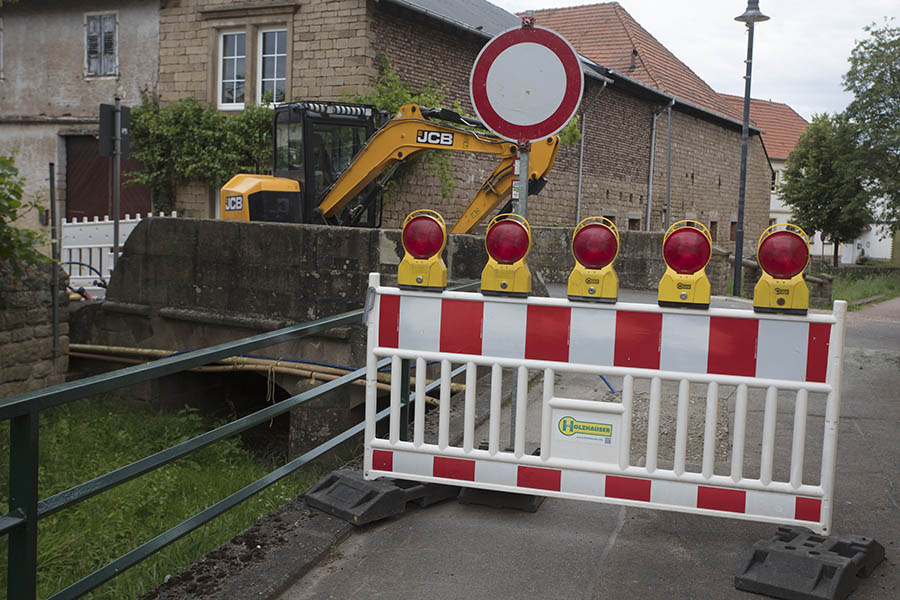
[0,151,47,276]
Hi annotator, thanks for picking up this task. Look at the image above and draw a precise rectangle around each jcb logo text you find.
[417,130,454,146]
[225,195,243,211]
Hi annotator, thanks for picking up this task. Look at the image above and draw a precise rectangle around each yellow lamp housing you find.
[753,224,810,315]
[219,173,301,222]
[658,220,712,309]
[397,209,448,290]
[567,217,619,303]
[481,214,532,296]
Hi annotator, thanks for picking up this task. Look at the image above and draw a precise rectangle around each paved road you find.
[280,295,900,600]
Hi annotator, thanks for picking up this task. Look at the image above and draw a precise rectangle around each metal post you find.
[8,410,40,600]
[113,96,121,268]
[49,163,59,358]
[665,103,672,229]
[399,359,411,442]
[514,144,529,218]
[734,21,758,295]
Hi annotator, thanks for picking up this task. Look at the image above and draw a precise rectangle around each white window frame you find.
[257,28,287,105]
[84,11,118,78]
[218,30,247,110]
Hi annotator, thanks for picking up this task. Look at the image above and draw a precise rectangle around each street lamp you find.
[732,0,769,297]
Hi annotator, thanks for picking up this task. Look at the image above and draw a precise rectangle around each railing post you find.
[399,359,411,442]
[8,409,39,600]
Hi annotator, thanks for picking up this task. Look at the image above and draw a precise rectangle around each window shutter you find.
[101,14,116,75]
[86,15,100,75]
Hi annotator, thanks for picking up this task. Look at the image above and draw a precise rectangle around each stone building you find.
[0,0,159,224]
[2,0,771,255]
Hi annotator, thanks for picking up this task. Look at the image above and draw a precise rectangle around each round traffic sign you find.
[470,26,583,142]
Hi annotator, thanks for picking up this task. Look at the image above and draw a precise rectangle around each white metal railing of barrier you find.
[363,273,847,535]
[60,212,176,297]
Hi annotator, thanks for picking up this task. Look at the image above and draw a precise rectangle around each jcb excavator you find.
[219,101,560,234]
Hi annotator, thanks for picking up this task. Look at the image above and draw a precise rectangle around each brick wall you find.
[0,263,69,397]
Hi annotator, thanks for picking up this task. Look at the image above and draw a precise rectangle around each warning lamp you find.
[658,220,712,309]
[398,209,447,290]
[567,217,619,303]
[753,224,810,315]
[481,214,532,296]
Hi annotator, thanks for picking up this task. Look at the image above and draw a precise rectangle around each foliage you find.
[559,116,582,147]
[0,395,328,600]
[0,151,48,276]
[129,93,272,213]
[843,19,900,232]
[781,114,871,266]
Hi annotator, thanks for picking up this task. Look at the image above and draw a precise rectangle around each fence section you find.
[364,273,847,534]
[61,212,176,297]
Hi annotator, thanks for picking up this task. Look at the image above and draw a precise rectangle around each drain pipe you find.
[646,99,674,231]
[665,101,673,229]
[576,80,607,224]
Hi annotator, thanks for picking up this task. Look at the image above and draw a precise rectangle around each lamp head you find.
[735,0,769,23]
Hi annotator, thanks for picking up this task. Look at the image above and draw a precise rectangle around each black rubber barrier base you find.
[458,487,546,512]
[304,469,460,526]
[734,526,884,600]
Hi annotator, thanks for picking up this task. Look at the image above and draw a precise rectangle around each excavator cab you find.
[272,102,383,225]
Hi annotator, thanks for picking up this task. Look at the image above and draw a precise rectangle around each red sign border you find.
[471,26,583,142]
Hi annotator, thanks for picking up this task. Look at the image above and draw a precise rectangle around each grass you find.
[831,273,900,307]
[0,395,332,600]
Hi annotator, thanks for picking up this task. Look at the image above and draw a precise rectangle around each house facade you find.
[0,0,158,226]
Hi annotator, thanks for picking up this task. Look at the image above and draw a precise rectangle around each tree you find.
[843,19,900,231]
[781,114,871,266]
[0,151,47,276]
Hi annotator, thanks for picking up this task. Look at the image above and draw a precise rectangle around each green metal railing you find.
[1,282,475,599]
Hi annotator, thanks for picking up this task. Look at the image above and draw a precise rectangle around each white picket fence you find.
[61,212,177,299]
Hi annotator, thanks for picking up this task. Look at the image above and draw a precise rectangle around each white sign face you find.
[485,43,567,127]
[548,398,622,465]
[471,26,583,142]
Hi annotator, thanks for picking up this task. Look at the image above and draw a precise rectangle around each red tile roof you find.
[719,95,809,160]
[529,2,743,121]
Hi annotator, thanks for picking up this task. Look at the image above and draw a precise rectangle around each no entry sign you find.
[471,26,583,143]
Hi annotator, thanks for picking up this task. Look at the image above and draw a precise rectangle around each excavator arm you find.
[317,104,560,234]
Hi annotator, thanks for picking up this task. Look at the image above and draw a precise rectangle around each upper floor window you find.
[219,31,246,109]
[258,29,286,104]
[85,13,117,77]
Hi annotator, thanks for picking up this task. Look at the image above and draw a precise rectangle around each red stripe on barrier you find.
[517,466,562,492]
[697,486,746,513]
[605,475,651,502]
[440,299,484,355]
[795,497,822,523]
[372,450,393,472]
[613,312,661,369]
[378,295,400,348]
[433,456,476,481]
[806,323,831,383]
[525,305,571,362]
[707,317,758,377]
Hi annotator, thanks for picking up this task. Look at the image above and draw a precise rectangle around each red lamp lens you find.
[486,220,529,264]
[402,216,444,259]
[573,224,617,268]
[758,231,808,279]
[663,228,711,274]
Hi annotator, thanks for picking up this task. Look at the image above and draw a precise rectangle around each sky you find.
[488,0,897,121]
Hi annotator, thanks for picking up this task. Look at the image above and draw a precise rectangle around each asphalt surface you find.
[277,292,899,600]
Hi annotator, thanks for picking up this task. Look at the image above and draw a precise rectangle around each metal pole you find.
[514,145,529,218]
[49,163,59,358]
[113,96,121,269]
[646,112,658,231]
[665,103,672,229]
[576,82,606,224]
[733,22,755,296]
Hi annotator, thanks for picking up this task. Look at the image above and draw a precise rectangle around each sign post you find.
[99,98,130,267]
[470,13,583,445]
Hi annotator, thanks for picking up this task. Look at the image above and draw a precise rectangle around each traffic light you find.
[397,209,447,290]
[658,220,712,309]
[754,224,810,315]
[481,214,532,296]
[567,217,619,302]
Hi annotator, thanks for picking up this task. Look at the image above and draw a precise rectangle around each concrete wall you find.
[0,262,69,397]
[0,0,159,231]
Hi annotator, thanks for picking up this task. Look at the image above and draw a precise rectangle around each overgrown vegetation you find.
[831,272,900,305]
[129,94,272,213]
[0,395,329,600]
[0,151,47,276]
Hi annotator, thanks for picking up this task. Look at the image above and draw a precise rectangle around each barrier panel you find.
[363,273,847,535]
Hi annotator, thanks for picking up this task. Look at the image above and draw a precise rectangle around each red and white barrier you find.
[363,273,847,534]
